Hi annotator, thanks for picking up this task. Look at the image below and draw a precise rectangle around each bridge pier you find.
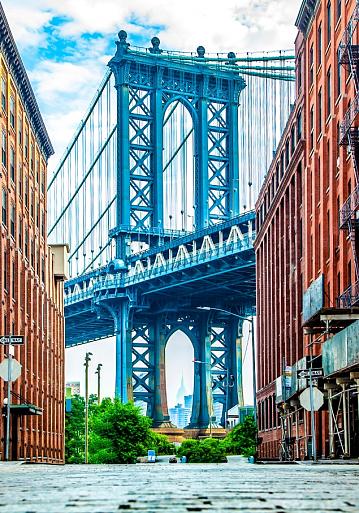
[150,318,173,427]
[114,300,133,402]
[187,318,213,429]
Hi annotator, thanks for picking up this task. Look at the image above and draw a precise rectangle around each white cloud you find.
[2,0,302,161]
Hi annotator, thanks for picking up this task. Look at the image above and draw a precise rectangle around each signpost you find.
[299,386,324,412]
[0,336,24,345]
[0,335,24,461]
[297,368,323,380]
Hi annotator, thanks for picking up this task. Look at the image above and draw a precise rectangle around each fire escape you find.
[338,4,359,308]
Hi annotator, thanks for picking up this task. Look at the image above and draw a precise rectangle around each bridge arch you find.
[162,99,195,232]
[164,327,195,428]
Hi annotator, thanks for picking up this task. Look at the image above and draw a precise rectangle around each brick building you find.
[255,30,306,460]
[256,0,359,460]
[0,3,67,462]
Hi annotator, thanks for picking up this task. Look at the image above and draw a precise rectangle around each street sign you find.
[296,368,323,380]
[148,450,156,463]
[0,336,24,345]
[0,358,22,382]
[299,386,324,412]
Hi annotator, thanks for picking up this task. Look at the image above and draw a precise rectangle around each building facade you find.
[256,0,359,460]
[0,3,67,462]
[297,0,359,460]
[255,29,306,460]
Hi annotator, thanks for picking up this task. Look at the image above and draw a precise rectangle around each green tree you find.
[65,395,85,464]
[89,399,153,464]
[223,415,257,457]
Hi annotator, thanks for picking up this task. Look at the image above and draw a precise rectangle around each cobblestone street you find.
[0,461,358,513]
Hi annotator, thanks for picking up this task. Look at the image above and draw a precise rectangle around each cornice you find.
[0,2,54,160]
[295,0,319,35]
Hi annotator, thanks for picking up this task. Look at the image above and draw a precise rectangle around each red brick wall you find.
[0,48,64,463]
[255,31,305,459]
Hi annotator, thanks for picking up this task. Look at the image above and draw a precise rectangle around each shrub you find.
[177,438,227,463]
[223,415,257,457]
[146,431,176,455]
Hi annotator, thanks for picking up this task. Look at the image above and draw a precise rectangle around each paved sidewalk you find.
[0,461,358,512]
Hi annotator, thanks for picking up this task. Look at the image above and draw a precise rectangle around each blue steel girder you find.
[108,31,245,261]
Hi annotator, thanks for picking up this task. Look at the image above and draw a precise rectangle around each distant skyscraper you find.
[66,382,81,396]
[169,377,193,428]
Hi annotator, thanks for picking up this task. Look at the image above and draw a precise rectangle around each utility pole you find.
[308,336,317,461]
[5,335,12,461]
[84,352,92,464]
[95,363,103,405]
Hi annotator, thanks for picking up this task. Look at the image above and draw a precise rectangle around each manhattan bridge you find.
[48,31,295,429]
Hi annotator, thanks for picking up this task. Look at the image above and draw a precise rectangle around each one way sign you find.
[297,368,324,379]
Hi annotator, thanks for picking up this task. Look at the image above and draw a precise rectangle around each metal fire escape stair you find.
[338,3,359,307]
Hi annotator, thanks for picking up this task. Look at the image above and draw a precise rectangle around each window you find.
[318,88,322,134]
[25,227,28,259]
[327,2,332,44]
[1,76,6,111]
[10,204,15,238]
[1,188,6,226]
[348,260,352,288]
[310,106,314,150]
[24,131,29,160]
[10,146,15,182]
[291,126,296,154]
[30,143,34,172]
[18,215,22,250]
[337,48,341,97]
[31,239,35,268]
[18,116,23,146]
[24,176,29,208]
[9,96,15,128]
[280,152,284,178]
[297,110,302,140]
[2,130,6,166]
[310,44,314,85]
[41,209,44,238]
[41,168,45,195]
[297,53,302,90]
[3,250,7,291]
[285,139,290,167]
[327,67,332,118]
[12,260,15,298]
[30,188,34,218]
[18,163,22,198]
[318,23,322,66]
[337,0,341,22]
[36,157,39,183]
[41,257,45,284]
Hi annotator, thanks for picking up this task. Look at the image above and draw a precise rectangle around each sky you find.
[2,0,302,406]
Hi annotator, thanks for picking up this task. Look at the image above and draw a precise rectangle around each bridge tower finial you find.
[149,36,162,54]
[197,46,206,58]
[116,30,130,55]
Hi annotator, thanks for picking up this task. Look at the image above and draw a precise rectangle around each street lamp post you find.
[95,363,103,405]
[196,307,256,422]
[84,352,92,464]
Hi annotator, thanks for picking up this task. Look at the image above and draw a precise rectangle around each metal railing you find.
[64,232,256,305]
[337,279,359,308]
[338,2,359,65]
[339,90,359,145]
[339,184,359,228]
